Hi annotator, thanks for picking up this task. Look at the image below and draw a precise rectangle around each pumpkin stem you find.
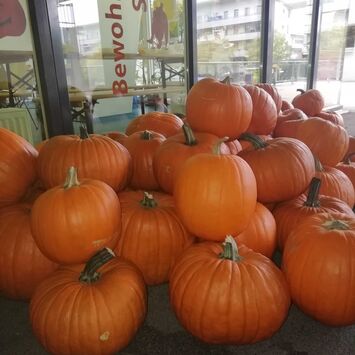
[80,125,90,139]
[79,248,115,283]
[63,167,80,189]
[182,123,197,146]
[342,152,355,165]
[140,192,158,208]
[212,137,229,155]
[304,177,321,207]
[220,235,243,262]
[239,132,268,150]
[140,130,152,140]
[296,89,306,94]
[313,156,324,172]
[322,220,350,231]
[221,76,231,85]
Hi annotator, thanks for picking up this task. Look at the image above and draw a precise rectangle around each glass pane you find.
[272,0,314,102]
[0,0,47,145]
[315,0,354,109]
[57,0,187,134]
[196,0,263,84]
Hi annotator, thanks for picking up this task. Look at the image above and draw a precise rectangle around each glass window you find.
[0,0,47,145]
[196,0,263,84]
[315,0,355,109]
[56,0,187,134]
[272,0,314,102]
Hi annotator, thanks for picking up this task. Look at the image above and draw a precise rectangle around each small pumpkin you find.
[31,167,121,264]
[30,248,147,354]
[291,88,324,116]
[336,153,355,193]
[281,100,294,111]
[125,111,183,137]
[169,236,290,344]
[102,131,128,144]
[114,191,194,285]
[316,110,344,126]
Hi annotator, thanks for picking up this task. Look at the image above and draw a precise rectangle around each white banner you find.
[0,0,32,51]
[96,0,147,117]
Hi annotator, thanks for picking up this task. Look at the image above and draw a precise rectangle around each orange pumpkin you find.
[0,203,58,300]
[154,124,230,194]
[273,108,307,138]
[114,191,194,285]
[0,128,38,207]
[316,110,344,126]
[336,153,355,193]
[125,111,183,137]
[344,135,355,162]
[256,83,282,112]
[122,130,165,190]
[169,236,290,344]
[186,77,253,140]
[281,99,294,111]
[238,134,315,203]
[234,202,277,258]
[30,248,147,354]
[282,212,355,326]
[294,117,349,167]
[291,88,324,116]
[273,177,353,250]
[31,167,121,264]
[243,84,278,135]
[37,127,131,191]
[102,131,128,145]
[174,142,257,241]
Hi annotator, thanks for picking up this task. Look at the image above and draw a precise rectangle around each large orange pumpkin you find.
[169,236,290,344]
[114,190,194,285]
[294,117,349,167]
[174,142,257,241]
[186,77,253,140]
[291,88,324,116]
[153,124,230,194]
[31,167,121,264]
[273,177,353,250]
[122,130,165,190]
[125,111,183,137]
[238,134,315,203]
[0,128,38,207]
[243,84,278,135]
[30,248,147,354]
[0,203,58,300]
[256,83,282,113]
[282,212,355,326]
[37,127,131,191]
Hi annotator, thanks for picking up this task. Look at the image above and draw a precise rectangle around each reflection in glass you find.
[272,0,313,103]
[196,0,263,84]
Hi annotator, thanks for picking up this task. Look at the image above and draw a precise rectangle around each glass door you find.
[0,0,47,144]
[56,0,187,134]
[315,0,354,109]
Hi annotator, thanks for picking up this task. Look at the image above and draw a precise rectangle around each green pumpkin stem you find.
[322,220,350,231]
[239,132,268,150]
[220,235,243,262]
[80,126,90,139]
[140,192,158,208]
[304,177,321,207]
[63,167,80,189]
[221,76,231,85]
[182,123,197,146]
[79,248,115,283]
[141,130,152,140]
[212,137,229,155]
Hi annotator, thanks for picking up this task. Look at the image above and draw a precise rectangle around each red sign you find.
[0,0,27,39]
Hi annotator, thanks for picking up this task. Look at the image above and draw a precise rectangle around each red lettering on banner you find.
[132,0,147,12]
[113,39,124,61]
[112,80,128,95]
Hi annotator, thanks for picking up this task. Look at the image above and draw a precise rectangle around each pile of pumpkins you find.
[0,77,354,354]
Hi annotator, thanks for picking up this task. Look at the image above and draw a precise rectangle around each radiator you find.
[0,108,34,144]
